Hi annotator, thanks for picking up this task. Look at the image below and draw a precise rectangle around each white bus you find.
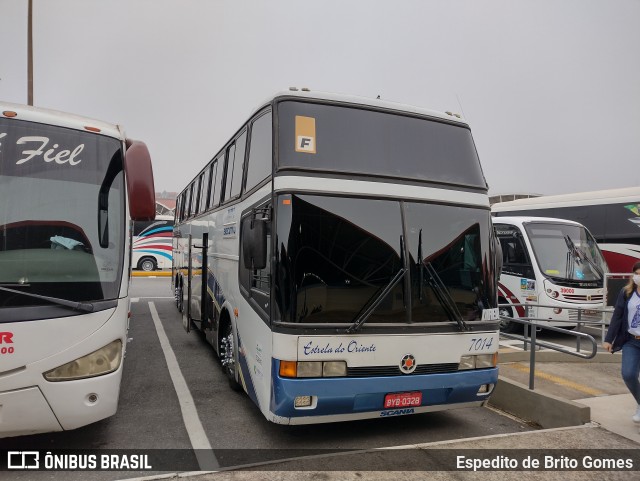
[173,90,501,424]
[132,215,174,271]
[0,102,155,437]
[492,187,640,273]
[493,217,608,332]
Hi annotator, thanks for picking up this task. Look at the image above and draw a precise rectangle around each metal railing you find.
[498,303,607,390]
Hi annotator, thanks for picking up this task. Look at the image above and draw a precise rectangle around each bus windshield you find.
[274,195,495,325]
[523,222,607,283]
[277,100,486,188]
[0,118,125,308]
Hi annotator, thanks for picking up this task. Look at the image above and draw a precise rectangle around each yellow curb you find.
[131,271,172,277]
[506,362,605,397]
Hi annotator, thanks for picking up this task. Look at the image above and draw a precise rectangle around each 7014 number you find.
[469,337,493,352]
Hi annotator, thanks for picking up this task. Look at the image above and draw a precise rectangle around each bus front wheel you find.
[499,305,520,333]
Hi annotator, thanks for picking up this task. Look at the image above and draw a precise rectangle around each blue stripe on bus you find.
[269,359,498,418]
[237,334,260,407]
[206,269,226,310]
[140,226,173,236]
[133,249,173,260]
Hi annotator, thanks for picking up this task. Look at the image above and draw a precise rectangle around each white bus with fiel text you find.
[0,103,155,437]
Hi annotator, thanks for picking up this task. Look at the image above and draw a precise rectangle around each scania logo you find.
[400,354,417,374]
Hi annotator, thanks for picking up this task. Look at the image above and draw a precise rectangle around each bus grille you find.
[563,294,603,302]
[347,363,459,377]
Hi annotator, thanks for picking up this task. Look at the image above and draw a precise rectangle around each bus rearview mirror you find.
[242,218,267,270]
[125,140,156,221]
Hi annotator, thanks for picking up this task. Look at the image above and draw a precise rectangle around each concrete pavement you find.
[118,344,640,480]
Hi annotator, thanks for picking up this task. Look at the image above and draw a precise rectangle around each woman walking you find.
[603,261,640,422]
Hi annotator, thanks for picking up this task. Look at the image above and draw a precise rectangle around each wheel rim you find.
[220,327,236,380]
[499,307,512,329]
[141,259,154,271]
[176,284,183,311]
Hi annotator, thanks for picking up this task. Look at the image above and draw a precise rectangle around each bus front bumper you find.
[0,386,62,438]
[269,363,498,424]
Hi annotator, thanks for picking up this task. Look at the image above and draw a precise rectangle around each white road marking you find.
[148,302,218,470]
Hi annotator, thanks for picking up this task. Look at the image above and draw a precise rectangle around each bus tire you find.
[176,278,184,313]
[220,315,242,392]
[138,256,157,272]
[499,304,520,333]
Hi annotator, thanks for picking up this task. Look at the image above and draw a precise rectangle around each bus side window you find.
[198,166,211,214]
[498,233,533,278]
[239,203,271,321]
[224,130,248,202]
[211,158,223,208]
[184,185,192,219]
[245,112,272,192]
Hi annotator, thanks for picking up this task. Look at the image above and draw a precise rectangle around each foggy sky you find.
[1,0,639,196]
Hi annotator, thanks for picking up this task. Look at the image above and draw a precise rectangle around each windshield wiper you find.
[0,285,95,313]
[346,267,406,334]
[424,262,468,331]
[564,235,603,280]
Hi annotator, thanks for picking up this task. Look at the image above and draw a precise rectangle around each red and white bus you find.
[492,187,640,272]
[0,102,155,437]
[132,215,174,271]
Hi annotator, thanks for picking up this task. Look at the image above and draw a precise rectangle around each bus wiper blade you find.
[0,286,95,313]
[346,267,407,334]
[564,235,603,280]
[424,262,468,331]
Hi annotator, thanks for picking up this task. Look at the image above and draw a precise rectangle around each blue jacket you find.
[604,289,633,352]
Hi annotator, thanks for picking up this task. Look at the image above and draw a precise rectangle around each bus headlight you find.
[297,361,323,378]
[475,353,498,368]
[459,356,476,370]
[323,361,347,377]
[43,340,122,382]
[279,360,347,378]
[459,353,498,370]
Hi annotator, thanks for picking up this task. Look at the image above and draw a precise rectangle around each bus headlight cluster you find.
[458,353,497,370]
[43,340,122,382]
[279,360,347,378]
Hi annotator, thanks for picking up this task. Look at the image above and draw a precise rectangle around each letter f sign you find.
[295,116,316,154]
[297,136,314,152]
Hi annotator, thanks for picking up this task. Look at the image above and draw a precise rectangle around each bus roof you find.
[492,186,640,211]
[493,216,587,228]
[258,90,469,126]
[1,101,124,140]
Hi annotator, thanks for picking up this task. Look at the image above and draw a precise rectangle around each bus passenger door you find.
[494,224,534,326]
[183,234,193,333]
[194,233,210,329]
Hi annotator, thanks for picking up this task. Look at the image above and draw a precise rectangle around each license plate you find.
[583,310,598,316]
[384,391,422,409]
